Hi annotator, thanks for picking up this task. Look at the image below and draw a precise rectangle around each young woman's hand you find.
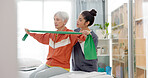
[80,30,90,37]
[25,28,30,34]
[78,30,90,43]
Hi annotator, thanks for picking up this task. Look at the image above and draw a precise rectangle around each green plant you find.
[94,22,109,38]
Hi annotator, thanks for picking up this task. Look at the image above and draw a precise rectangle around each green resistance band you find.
[84,34,97,60]
[22,30,82,41]
[22,30,97,60]
[22,33,29,41]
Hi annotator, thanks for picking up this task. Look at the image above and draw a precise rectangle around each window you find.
[17,0,72,63]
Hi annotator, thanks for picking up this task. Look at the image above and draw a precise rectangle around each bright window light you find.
[43,1,72,30]
[17,0,72,63]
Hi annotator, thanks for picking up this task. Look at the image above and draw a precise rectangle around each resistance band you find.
[84,34,97,60]
[22,30,82,41]
[22,30,97,60]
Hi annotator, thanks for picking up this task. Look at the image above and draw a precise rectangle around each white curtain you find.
[75,0,103,26]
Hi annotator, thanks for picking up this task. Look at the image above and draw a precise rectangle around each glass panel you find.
[17,1,44,61]
[43,0,72,30]
[133,0,147,77]
[109,0,128,77]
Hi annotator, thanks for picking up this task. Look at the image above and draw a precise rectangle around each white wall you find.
[143,2,148,78]
[0,0,17,78]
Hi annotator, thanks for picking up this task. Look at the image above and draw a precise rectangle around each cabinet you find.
[112,38,128,78]
[111,3,128,78]
[97,39,110,68]
[111,0,146,78]
[134,0,146,78]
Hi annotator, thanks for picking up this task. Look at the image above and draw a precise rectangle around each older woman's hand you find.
[25,28,30,34]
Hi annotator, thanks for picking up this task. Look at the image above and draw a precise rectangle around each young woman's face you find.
[54,15,65,29]
[77,14,88,28]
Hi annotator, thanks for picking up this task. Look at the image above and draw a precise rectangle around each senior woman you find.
[25,11,88,78]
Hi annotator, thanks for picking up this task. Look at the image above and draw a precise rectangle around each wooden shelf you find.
[112,58,125,63]
[135,17,143,22]
[112,43,118,45]
[112,23,124,29]
[112,38,128,40]
[112,54,128,56]
[97,54,109,56]
[112,38,118,40]
[136,66,146,70]
[98,39,110,40]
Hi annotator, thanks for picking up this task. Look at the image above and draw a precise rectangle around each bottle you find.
[101,47,105,54]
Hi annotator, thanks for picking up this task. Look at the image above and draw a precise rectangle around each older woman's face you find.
[54,15,65,30]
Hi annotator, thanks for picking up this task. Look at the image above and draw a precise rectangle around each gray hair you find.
[54,11,69,22]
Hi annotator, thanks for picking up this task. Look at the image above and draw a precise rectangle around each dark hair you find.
[81,9,97,26]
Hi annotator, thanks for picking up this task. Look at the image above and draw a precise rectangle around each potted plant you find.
[94,22,109,39]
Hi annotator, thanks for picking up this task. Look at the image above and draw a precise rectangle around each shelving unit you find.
[97,39,110,67]
[135,39,146,78]
[111,0,146,78]
[134,0,146,78]
[112,38,128,78]
[97,39,110,56]
[111,3,128,78]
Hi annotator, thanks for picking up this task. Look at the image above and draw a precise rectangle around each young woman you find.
[72,9,98,72]
[25,11,87,78]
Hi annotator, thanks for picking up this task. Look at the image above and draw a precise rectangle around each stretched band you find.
[22,30,97,60]
[22,30,82,41]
